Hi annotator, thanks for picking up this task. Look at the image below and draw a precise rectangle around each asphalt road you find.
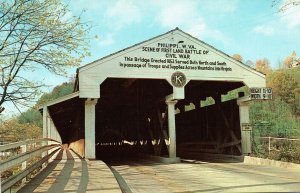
[109,159,300,192]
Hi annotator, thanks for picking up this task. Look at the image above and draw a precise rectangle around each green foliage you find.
[287,66,300,83]
[18,109,43,128]
[267,67,300,117]
[250,66,300,163]
[35,82,74,107]
[267,70,298,103]
[252,138,300,164]
[250,99,299,138]
[270,141,300,163]
[16,81,74,127]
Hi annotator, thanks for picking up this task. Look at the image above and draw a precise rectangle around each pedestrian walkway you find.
[18,148,121,193]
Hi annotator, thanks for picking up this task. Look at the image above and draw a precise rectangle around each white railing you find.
[259,136,300,154]
[0,138,61,193]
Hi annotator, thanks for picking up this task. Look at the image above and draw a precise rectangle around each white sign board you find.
[241,123,252,131]
[250,87,272,100]
[79,29,267,98]
[119,42,235,76]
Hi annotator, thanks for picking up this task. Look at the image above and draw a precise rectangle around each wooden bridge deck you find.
[17,148,121,193]
[15,148,300,193]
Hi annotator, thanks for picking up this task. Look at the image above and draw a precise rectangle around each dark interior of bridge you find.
[47,78,245,160]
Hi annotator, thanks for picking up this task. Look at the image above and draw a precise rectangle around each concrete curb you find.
[139,154,181,163]
[243,156,300,170]
[179,152,300,170]
[178,152,244,162]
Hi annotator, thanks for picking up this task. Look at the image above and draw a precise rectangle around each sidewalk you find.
[17,148,121,193]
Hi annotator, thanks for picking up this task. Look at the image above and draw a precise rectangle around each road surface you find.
[109,158,300,192]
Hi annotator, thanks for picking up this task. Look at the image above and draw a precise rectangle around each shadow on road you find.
[17,149,89,193]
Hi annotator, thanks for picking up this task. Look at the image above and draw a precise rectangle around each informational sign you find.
[241,123,252,131]
[120,41,233,73]
[78,29,267,99]
[242,123,252,131]
[250,87,272,100]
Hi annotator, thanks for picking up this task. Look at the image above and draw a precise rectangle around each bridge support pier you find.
[237,100,251,155]
[166,99,178,158]
[85,98,98,159]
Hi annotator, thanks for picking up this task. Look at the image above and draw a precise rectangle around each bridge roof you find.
[76,27,266,99]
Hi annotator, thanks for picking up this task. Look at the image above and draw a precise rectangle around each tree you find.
[17,81,74,127]
[35,82,74,107]
[255,58,272,75]
[0,118,42,143]
[267,70,298,104]
[18,108,43,127]
[284,51,297,68]
[272,0,300,12]
[232,54,243,62]
[0,0,90,113]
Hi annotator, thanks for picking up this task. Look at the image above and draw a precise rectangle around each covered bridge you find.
[42,28,266,160]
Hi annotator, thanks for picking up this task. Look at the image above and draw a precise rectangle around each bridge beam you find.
[85,98,98,159]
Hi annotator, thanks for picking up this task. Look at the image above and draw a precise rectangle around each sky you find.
[2,0,300,116]
[68,0,300,68]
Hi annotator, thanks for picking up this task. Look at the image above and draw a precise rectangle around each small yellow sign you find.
[241,123,252,131]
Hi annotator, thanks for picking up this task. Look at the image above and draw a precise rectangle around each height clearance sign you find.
[250,87,272,100]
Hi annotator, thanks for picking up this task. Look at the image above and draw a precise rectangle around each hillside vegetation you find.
[0,82,74,143]
[250,66,300,163]
[252,66,300,136]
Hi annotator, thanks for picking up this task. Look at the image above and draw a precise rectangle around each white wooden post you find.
[85,98,98,159]
[43,106,48,140]
[42,106,48,163]
[237,102,251,155]
[47,116,51,141]
[21,144,27,183]
[166,100,178,158]
[268,136,271,155]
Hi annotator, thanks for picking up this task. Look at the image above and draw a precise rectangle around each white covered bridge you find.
[42,28,266,160]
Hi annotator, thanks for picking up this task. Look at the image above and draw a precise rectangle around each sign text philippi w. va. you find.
[119,42,233,72]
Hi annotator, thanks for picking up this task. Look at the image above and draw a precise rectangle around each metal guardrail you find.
[0,138,61,193]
